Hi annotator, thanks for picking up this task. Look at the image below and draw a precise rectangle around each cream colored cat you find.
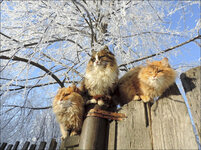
[53,85,85,139]
[80,46,119,106]
[117,58,176,105]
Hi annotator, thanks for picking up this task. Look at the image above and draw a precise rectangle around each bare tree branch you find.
[0,38,83,54]
[72,0,96,47]
[119,35,201,68]
[0,55,64,87]
[0,32,20,43]
[3,105,52,110]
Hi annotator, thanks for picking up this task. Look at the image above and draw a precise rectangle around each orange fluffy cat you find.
[117,58,176,106]
[53,85,85,139]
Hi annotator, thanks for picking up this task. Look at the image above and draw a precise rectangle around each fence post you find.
[180,66,201,142]
[78,104,109,149]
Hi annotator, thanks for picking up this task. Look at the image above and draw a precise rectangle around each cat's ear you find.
[103,45,109,52]
[71,83,76,91]
[146,60,151,65]
[72,83,81,93]
[161,57,169,67]
[104,45,114,56]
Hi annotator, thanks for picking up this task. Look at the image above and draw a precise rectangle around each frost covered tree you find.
[0,0,200,145]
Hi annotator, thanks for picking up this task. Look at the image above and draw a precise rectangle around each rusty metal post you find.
[78,104,110,149]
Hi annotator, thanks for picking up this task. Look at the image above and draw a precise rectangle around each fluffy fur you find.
[53,85,85,139]
[81,46,119,105]
[117,58,176,105]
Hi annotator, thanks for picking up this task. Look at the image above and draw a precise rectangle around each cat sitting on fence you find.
[53,85,85,139]
[116,57,176,106]
[80,45,119,106]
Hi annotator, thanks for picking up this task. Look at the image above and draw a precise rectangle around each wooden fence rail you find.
[0,139,57,150]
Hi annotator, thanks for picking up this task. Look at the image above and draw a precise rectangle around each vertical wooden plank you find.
[60,135,79,149]
[151,83,198,149]
[38,142,46,150]
[107,120,117,149]
[116,101,152,149]
[0,143,7,150]
[22,141,30,150]
[79,104,109,150]
[5,145,12,150]
[48,139,57,150]
[180,66,201,139]
[29,144,36,150]
[12,141,20,150]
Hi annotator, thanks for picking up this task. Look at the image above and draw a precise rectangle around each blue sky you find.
[167,3,200,72]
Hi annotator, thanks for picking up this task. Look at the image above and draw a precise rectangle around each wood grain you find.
[151,83,198,149]
[181,66,201,141]
[115,101,152,149]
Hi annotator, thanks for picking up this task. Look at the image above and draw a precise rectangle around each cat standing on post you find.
[80,45,119,106]
[117,57,176,106]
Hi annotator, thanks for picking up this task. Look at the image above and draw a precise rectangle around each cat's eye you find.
[91,58,95,62]
[158,70,162,73]
[64,93,70,96]
[99,56,105,59]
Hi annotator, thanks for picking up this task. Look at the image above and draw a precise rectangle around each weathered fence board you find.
[48,138,57,150]
[29,144,36,150]
[60,135,79,149]
[151,83,197,149]
[181,66,201,140]
[0,143,7,150]
[78,104,110,150]
[38,141,46,150]
[0,139,57,150]
[107,120,117,149]
[108,68,199,149]
[79,116,109,149]
[22,141,30,150]
[12,141,19,150]
[5,144,13,150]
[109,101,152,149]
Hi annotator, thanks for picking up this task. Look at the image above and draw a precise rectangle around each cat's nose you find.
[152,76,157,79]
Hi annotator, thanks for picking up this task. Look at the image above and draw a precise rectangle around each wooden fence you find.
[61,66,200,150]
[1,66,200,150]
[108,66,200,149]
[0,139,57,150]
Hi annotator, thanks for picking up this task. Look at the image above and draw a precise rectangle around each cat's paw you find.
[61,136,66,140]
[140,95,150,103]
[86,99,97,105]
[133,95,140,101]
[70,131,78,136]
[97,99,105,106]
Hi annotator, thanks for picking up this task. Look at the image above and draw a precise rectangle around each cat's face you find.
[56,86,80,101]
[88,46,116,68]
[139,58,176,87]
